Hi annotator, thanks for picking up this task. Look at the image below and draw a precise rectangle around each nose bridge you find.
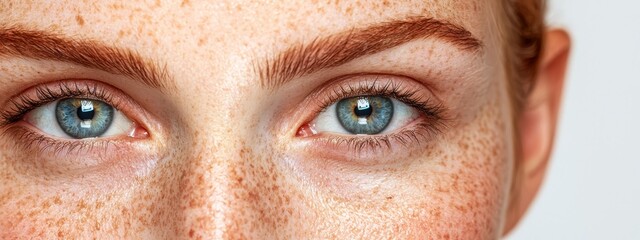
[176,139,233,239]
[156,35,289,236]
[169,78,272,238]
[175,91,243,238]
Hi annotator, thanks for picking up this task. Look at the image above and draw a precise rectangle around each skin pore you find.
[0,0,570,239]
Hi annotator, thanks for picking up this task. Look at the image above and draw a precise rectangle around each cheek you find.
[0,174,117,238]
[407,98,512,238]
[0,94,512,239]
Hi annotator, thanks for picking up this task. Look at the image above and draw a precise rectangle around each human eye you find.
[0,80,151,159]
[23,97,136,139]
[295,74,448,162]
[307,96,416,135]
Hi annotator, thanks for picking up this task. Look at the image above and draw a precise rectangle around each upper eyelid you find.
[286,73,449,137]
[0,80,142,128]
[310,73,443,101]
[0,82,118,124]
[0,81,162,163]
[310,74,445,115]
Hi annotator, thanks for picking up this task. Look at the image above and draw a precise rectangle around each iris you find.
[336,96,393,134]
[55,98,114,139]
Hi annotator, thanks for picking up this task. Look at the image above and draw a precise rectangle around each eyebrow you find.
[0,26,171,92]
[257,16,482,90]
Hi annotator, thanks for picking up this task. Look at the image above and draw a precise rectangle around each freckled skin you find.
[0,0,517,239]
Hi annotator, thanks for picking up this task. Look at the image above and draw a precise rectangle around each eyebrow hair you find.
[257,16,482,90]
[0,26,171,91]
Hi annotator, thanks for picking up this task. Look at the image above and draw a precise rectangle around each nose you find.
[144,95,299,239]
[129,38,310,236]
[176,135,300,238]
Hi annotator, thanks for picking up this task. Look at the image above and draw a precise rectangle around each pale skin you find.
[0,0,570,239]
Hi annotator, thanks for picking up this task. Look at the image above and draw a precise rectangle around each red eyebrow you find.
[0,26,172,92]
[256,16,482,90]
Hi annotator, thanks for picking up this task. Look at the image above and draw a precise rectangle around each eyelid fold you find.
[0,80,149,129]
[292,74,449,164]
[0,80,153,150]
[0,79,163,180]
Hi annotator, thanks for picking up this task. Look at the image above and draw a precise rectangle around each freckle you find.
[75,15,85,26]
[56,217,66,227]
[53,196,62,204]
[197,37,207,46]
[76,200,87,210]
[344,6,353,14]
[42,199,51,208]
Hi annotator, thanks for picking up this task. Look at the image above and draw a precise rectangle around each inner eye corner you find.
[295,122,317,138]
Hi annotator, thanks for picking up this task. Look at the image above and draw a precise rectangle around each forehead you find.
[1,1,487,43]
[0,0,493,90]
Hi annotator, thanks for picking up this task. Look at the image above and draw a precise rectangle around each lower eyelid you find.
[296,121,436,165]
[0,80,163,181]
[288,75,449,160]
[1,124,161,183]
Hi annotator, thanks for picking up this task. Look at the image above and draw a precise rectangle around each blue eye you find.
[24,98,135,140]
[55,98,114,139]
[311,95,419,136]
[336,96,393,134]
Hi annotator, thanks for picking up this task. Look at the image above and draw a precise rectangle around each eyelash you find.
[1,78,446,157]
[0,81,129,155]
[305,77,449,154]
[0,82,119,125]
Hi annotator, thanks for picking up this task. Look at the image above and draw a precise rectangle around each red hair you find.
[502,0,546,219]
[504,0,546,112]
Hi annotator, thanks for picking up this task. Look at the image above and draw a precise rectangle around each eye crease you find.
[295,75,448,154]
[0,81,149,145]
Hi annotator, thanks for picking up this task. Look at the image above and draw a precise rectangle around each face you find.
[0,0,519,239]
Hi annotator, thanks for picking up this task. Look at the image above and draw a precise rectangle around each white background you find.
[507,0,640,239]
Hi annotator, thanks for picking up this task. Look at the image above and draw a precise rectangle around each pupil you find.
[353,105,373,118]
[77,107,95,120]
